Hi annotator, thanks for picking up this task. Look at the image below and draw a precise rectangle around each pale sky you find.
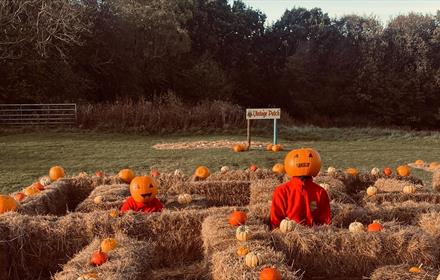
[232,0,439,25]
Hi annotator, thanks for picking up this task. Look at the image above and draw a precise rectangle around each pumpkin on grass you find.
[229,210,247,226]
[260,267,282,280]
[280,218,295,233]
[0,195,18,214]
[233,144,245,153]
[49,166,65,181]
[266,144,273,151]
[367,221,383,232]
[90,250,108,266]
[271,144,282,152]
[236,225,250,241]
[245,252,263,268]
[237,247,249,257]
[397,165,411,177]
[100,238,118,253]
[195,166,210,179]
[118,169,135,183]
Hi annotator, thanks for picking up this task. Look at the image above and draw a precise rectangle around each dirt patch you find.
[153,140,269,150]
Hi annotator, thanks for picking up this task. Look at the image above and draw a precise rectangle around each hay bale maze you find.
[1,168,440,279]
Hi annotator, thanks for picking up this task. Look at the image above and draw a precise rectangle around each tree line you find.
[1,0,439,128]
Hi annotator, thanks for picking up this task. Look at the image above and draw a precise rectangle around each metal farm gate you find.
[0,104,77,126]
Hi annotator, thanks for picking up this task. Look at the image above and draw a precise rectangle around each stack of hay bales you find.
[370,264,440,280]
[247,179,279,223]
[75,184,129,212]
[272,223,439,278]
[315,175,354,203]
[53,234,158,280]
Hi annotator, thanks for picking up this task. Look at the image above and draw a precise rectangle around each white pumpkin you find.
[436,273,440,280]
[319,183,330,191]
[174,169,184,176]
[236,225,250,241]
[245,252,263,268]
[93,196,103,204]
[78,171,88,177]
[220,166,230,174]
[371,167,380,176]
[403,185,417,194]
[177,193,192,205]
[366,186,378,197]
[327,166,337,176]
[39,176,51,187]
[280,218,296,233]
[348,221,365,233]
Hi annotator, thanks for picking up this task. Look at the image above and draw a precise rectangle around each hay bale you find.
[0,221,9,280]
[419,212,440,242]
[249,179,279,206]
[249,168,282,181]
[315,175,347,193]
[75,184,129,212]
[371,264,439,280]
[164,194,209,210]
[54,234,158,280]
[211,243,301,280]
[156,172,190,194]
[374,178,423,193]
[248,202,271,225]
[433,171,440,192]
[272,224,439,278]
[207,170,251,181]
[364,192,440,205]
[150,261,210,280]
[331,202,369,228]
[169,181,251,206]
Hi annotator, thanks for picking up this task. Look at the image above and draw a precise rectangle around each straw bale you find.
[331,202,369,227]
[156,172,190,194]
[249,179,279,206]
[272,223,439,278]
[149,261,210,280]
[364,192,440,204]
[0,221,9,280]
[374,178,423,193]
[315,175,347,192]
[164,194,209,210]
[53,234,157,280]
[419,212,440,242]
[169,181,251,206]
[433,171,440,192]
[75,184,129,212]
[371,264,439,280]
[211,243,301,280]
[248,202,271,224]
[249,168,283,181]
[206,170,251,181]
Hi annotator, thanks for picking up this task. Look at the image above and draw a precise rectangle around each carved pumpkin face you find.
[284,148,321,177]
[129,176,158,203]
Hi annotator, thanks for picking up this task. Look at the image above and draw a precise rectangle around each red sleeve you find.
[154,199,164,212]
[120,197,134,212]
[317,189,331,225]
[270,187,286,229]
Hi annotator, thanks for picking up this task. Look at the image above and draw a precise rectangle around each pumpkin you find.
[367,222,383,232]
[366,186,378,197]
[233,144,244,153]
[49,166,65,181]
[245,252,263,268]
[14,192,26,202]
[403,185,417,194]
[250,165,258,172]
[260,267,282,280]
[229,210,247,226]
[95,171,104,177]
[371,167,380,176]
[345,168,359,176]
[415,159,425,166]
[90,250,107,266]
[78,171,88,177]
[397,165,411,177]
[77,273,98,280]
[284,148,321,177]
[429,162,440,169]
[118,169,135,183]
[177,193,192,205]
[280,218,295,233]
[0,195,18,214]
[349,222,365,233]
[32,182,44,191]
[272,163,285,175]
[109,209,119,218]
[383,167,392,176]
[237,247,249,257]
[266,144,273,151]
[220,166,230,174]
[437,273,440,280]
[93,196,103,204]
[24,186,40,196]
[130,176,158,203]
[151,170,160,177]
[174,169,184,176]
[100,238,118,253]
[271,144,282,152]
[39,176,51,186]
[409,266,423,273]
[327,166,337,176]
[194,166,210,179]
[236,225,250,241]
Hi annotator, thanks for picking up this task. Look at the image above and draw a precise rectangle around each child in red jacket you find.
[121,175,163,213]
[270,148,331,228]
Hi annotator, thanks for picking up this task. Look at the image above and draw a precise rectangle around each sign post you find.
[246,108,281,149]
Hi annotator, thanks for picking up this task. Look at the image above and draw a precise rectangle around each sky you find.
[232,0,439,25]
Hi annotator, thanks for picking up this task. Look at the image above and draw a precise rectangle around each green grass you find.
[1,127,439,194]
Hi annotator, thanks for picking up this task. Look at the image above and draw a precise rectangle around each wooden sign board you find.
[245,108,281,148]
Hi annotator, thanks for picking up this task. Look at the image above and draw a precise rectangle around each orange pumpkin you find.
[233,144,244,153]
[414,160,425,166]
[151,169,160,177]
[14,192,26,202]
[345,168,359,176]
[383,167,392,176]
[100,238,118,253]
[32,182,44,191]
[229,210,247,226]
[271,144,282,152]
[49,166,65,181]
[397,165,411,177]
[95,171,104,177]
[284,148,321,177]
[0,195,18,214]
[250,165,258,172]
[24,186,40,196]
[90,250,108,266]
[118,168,135,183]
[429,162,439,169]
[272,163,285,175]
[129,176,158,203]
[367,222,383,232]
[266,144,273,151]
[237,247,249,257]
[194,166,210,179]
[260,267,282,280]
[409,266,423,273]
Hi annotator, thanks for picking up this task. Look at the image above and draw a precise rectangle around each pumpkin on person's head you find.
[49,166,65,181]
[129,176,158,203]
[284,148,321,177]
[118,169,135,183]
[0,195,18,214]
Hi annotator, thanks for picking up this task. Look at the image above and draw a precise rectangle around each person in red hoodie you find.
[121,175,163,213]
[270,148,331,228]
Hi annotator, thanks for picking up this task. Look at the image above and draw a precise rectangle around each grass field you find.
[1,127,439,194]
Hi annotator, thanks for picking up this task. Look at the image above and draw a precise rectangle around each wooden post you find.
[247,119,251,150]
[273,118,278,145]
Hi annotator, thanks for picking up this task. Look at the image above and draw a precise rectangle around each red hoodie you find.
[270,177,331,228]
[120,197,164,213]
